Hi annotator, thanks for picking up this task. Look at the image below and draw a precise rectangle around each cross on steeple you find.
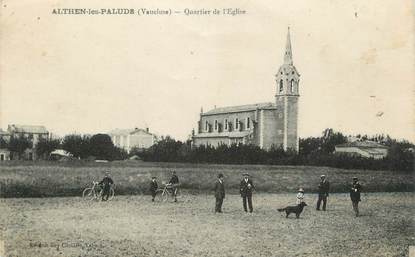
[284,27,293,65]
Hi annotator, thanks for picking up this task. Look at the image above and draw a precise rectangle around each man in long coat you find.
[240,173,255,213]
[214,173,225,213]
[316,175,330,211]
[350,177,362,217]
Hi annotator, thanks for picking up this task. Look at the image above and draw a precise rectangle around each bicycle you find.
[154,183,180,202]
[82,181,115,201]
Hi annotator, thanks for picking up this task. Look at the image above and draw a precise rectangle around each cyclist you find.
[98,172,114,201]
[168,171,179,202]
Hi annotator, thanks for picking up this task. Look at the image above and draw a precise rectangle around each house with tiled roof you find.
[109,127,156,153]
[192,28,300,151]
[7,124,49,160]
[335,141,389,159]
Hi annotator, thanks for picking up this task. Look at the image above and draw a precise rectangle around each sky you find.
[1,0,414,142]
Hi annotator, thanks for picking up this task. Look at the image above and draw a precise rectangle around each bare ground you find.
[0,192,414,257]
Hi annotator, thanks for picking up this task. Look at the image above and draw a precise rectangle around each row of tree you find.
[2,129,413,172]
[131,130,414,172]
[1,134,127,161]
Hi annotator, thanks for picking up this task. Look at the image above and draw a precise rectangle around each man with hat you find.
[240,173,255,213]
[168,170,179,202]
[98,171,114,201]
[316,175,330,211]
[149,176,158,202]
[350,177,362,217]
[214,173,225,213]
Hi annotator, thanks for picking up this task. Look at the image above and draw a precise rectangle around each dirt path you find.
[0,192,414,257]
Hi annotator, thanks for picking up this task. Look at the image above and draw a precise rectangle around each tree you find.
[35,138,61,160]
[62,134,90,159]
[89,134,116,160]
[0,137,8,148]
[8,135,32,160]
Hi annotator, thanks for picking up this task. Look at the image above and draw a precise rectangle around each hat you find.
[151,176,157,179]
[243,173,250,176]
[352,177,358,180]
[218,173,224,178]
[320,175,326,178]
[298,188,304,192]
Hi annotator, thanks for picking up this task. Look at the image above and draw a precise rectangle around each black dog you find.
[278,202,308,218]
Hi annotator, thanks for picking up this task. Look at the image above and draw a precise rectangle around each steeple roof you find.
[284,27,293,65]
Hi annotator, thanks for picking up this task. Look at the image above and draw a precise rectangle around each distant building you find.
[7,124,49,160]
[0,129,10,142]
[7,124,49,146]
[192,28,300,151]
[109,128,156,153]
[0,148,10,161]
[335,141,388,159]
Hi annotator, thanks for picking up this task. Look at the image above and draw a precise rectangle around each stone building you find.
[109,128,156,153]
[0,148,10,161]
[335,141,388,159]
[192,28,300,151]
[7,124,50,160]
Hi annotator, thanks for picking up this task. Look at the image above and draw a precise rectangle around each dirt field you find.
[0,192,413,257]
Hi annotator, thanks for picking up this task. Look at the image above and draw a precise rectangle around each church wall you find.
[193,137,230,147]
[286,97,299,151]
[259,109,281,150]
[200,111,256,133]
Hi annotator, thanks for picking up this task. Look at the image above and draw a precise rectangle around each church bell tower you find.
[275,27,300,151]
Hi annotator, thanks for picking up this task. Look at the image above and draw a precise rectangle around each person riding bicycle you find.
[98,172,114,201]
[168,171,179,202]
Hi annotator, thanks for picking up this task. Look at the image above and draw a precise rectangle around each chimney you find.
[146,127,149,133]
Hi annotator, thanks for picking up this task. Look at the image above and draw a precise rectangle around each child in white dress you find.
[296,188,305,205]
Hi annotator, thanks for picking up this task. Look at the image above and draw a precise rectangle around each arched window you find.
[279,80,283,93]
[290,80,295,93]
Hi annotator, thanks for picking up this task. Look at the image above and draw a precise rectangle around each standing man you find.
[240,173,255,213]
[316,175,329,211]
[214,173,225,213]
[350,177,362,217]
[98,172,114,201]
[168,171,179,202]
[149,176,158,202]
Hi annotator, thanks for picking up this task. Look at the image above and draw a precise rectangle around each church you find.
[192,28,300,151]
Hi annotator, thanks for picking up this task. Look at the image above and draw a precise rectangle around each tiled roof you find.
[203,102,276,115]
[193,130,253,139]
[109,128,153,136]
[0,129,10,135]
[8,125,48,134]
[336,141,388,149]
[108,129,135,135]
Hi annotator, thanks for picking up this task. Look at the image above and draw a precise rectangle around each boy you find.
[149,176,158,202]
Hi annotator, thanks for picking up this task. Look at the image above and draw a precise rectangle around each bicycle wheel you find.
[82,188,95,201]
[154,189,164,202]
[162,189,170,202]
[108,188,115,201]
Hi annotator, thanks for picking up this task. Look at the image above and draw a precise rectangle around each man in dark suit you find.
[240,173,255,213]
[168,171,179,202]
[316,175,330,211]
[214,173,225,213]
[149,176,158,202]
[350,177,362,217]
[98,172,114,201]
